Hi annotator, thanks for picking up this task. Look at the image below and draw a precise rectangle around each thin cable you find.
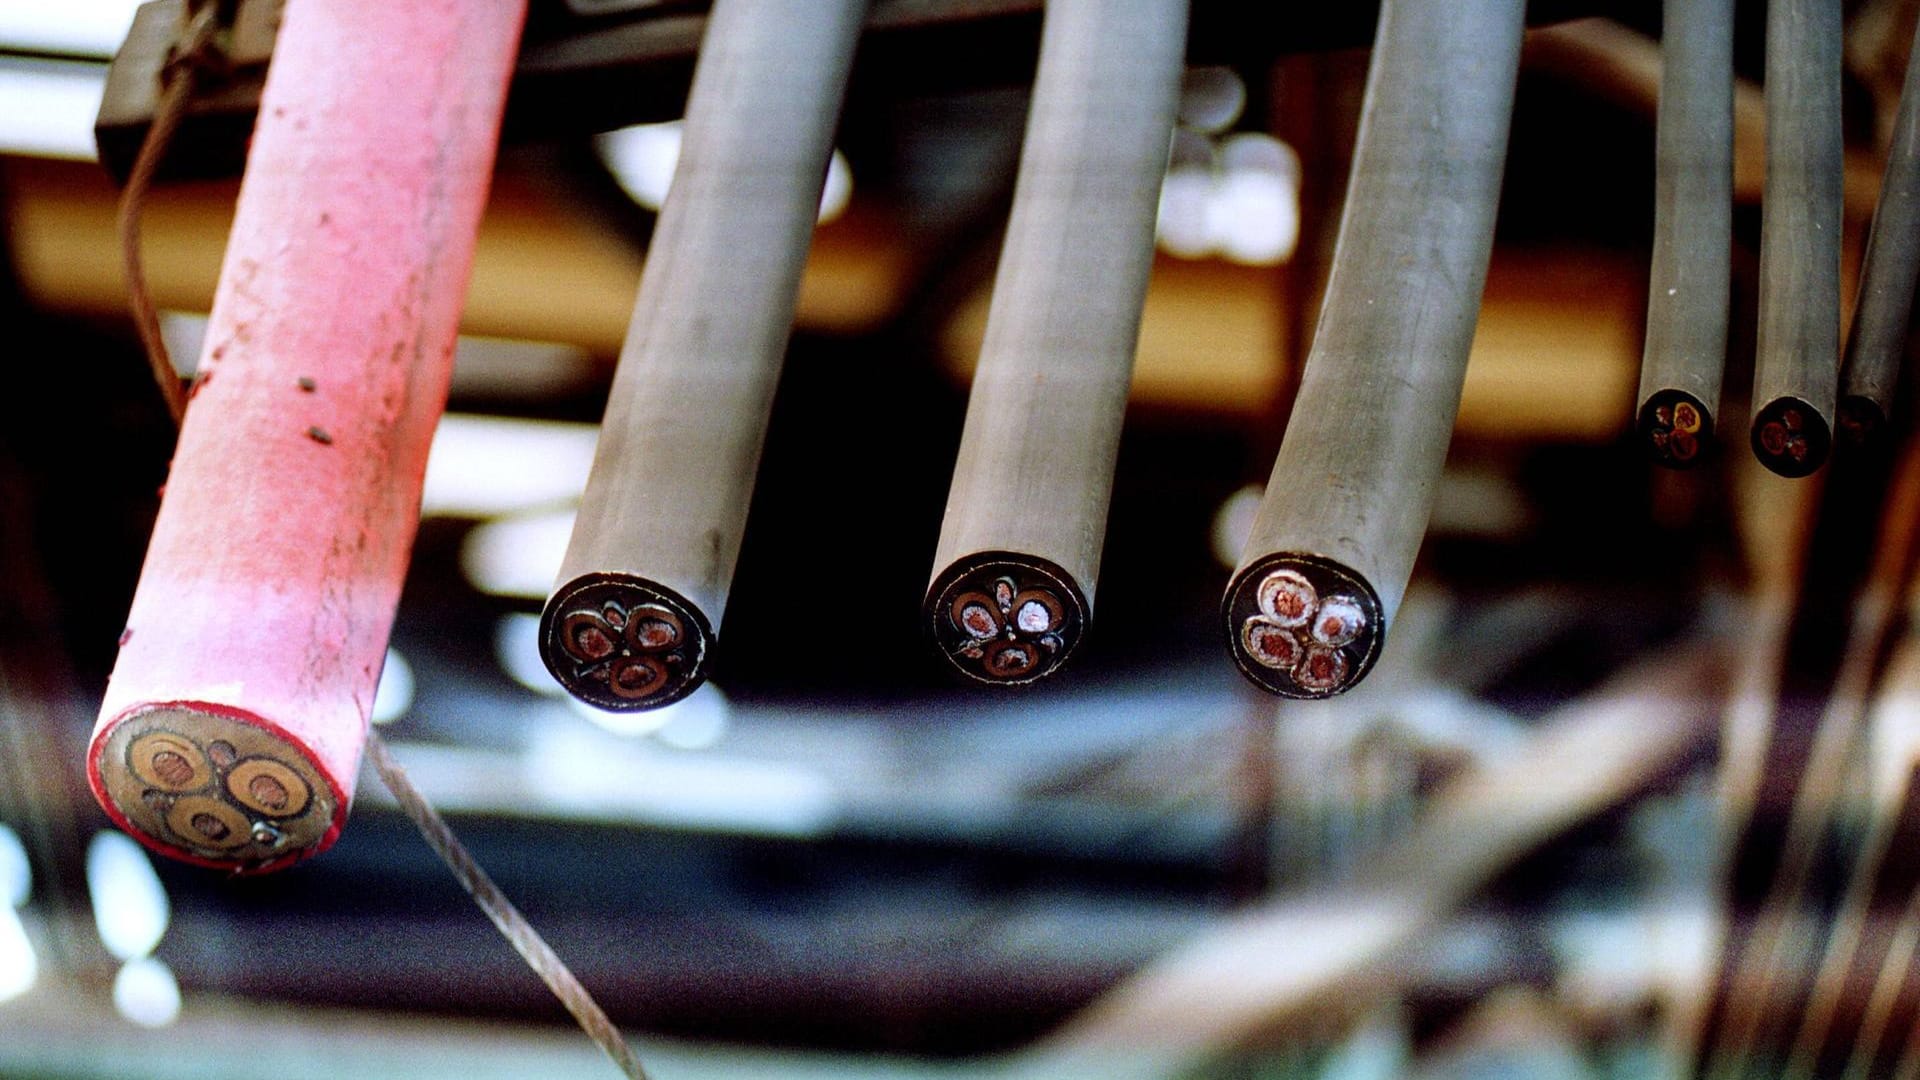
[116,1,222,425]
[364,734,648,1080]
[113,12,647,1076]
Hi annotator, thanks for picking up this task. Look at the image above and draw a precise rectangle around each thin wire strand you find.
[113,12,646,1076]
[363,735,648,1080]
[116,2,221,425]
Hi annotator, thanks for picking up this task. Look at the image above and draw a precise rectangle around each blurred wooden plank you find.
[1021,647,1725,1080]
[2,157,911,350]
[8,157,1657,439]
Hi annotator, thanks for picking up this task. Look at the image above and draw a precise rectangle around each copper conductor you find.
[627,607,682,651]
[227,758,311,817]
[1011,589,1064,635]
[608,655,670,699]
[1256,569,1317,627]
[562,611,618,661]
[164,796,251,851]
[129,732,210,792]
[152,752,194,788]
[250,774,288,810]
[1243,620,1302,670]
[1294,646,1349,692]
[1838,396,1886,446]
[1310,596,1367,647]
[952,592,1002,640]
[983,639,1040,678]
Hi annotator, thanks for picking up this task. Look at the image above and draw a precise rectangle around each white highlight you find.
[112,956,182,1028]
[598,121,854,224]
[0,905,36,1005]
[371,648,414,726]
[652,685,731,750]
[460,508,575,601]
[370,726,834,838]
[818,150,854,224]
[0,825,29,909]
[86,831,169,962]
[0,2,143,58]
[0,56,108,160]
[563,691,672,738]
[496,612,566,698]
[1210,483,1264,570]
[529,725,833,835]
[421,415,599,519]
[1178,66,1247,134]
[1156,133,1300,266]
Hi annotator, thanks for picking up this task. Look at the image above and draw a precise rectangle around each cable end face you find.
[1750,396,1831,478]
[1837,394,1888,449]
[925,552,1088,687]
[1224,552,1383,700]
[1637,389,1713,469]
[540,573,713,712]
[90,704,344,873]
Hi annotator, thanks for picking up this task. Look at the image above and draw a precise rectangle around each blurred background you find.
[0,1,1914,1076]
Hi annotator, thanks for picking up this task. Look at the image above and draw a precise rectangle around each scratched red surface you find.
[90,0,527,867]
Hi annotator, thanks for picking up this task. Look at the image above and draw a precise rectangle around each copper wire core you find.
[1838,396,1886,446]
[1311,597,1367,648]
[609,655,670,699]
[1243,621,1302,669]
[629,615,680,651]
[248,773,289,812]
[1256,569,1317,627]
[151,751,194,788]
[983,639,1039,678]
[1295,646,1349,692]
[953,593,1002,640]
[227,759,313,818]
[1012,590,1064,634]
[564,613,618,661]
[159,793,258,853]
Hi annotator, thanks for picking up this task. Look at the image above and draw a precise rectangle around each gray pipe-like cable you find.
[1750,0,1844,477]
[1636,0,1734,468]
[542,0,868,711]
[1839,16,1920,443]
[924,0,1188,686]
[1224,0,1526,699]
